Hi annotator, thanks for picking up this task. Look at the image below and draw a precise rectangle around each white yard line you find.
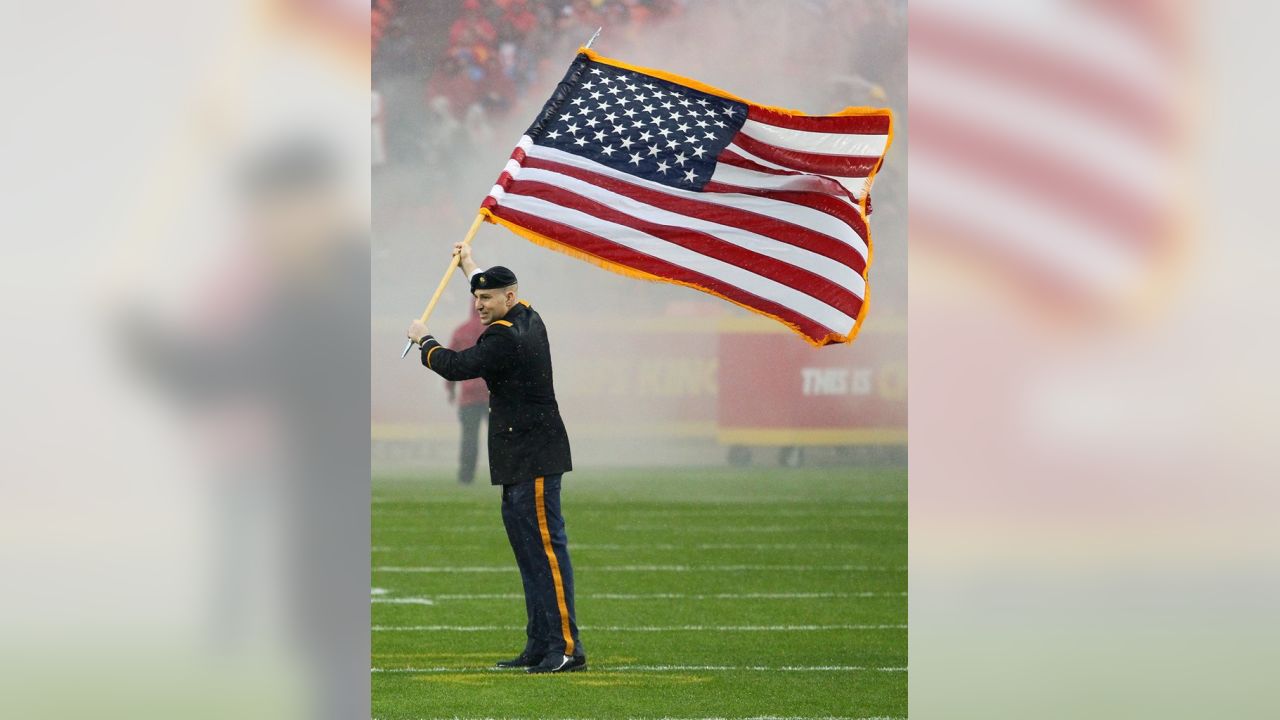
[373,564,905,573]
[372,624,906,632]
[371,665,906,673]
[372,543,877,552]
[612,525,905,533]
[412,591,905,601]
[370,715,905,720]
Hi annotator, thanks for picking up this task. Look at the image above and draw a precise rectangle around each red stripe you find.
[909,11,1173,145]
[491,205,850,344]
[702,180,869,243]
[519,155,866,273]
[746,105,892,135]
[506,179,864,318]
[912,209,1118,311]
[718,147,795,176]
[1081,0,1186,65]
[732,131,883,177]
[912,107,1164,246]
[716,149,863,205]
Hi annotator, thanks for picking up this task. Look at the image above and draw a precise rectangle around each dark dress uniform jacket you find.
[421,301,572,485]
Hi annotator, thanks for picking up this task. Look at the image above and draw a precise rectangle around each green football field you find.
[371,466,907,719]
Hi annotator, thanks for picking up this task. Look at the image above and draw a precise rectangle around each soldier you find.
[407,242,584,674]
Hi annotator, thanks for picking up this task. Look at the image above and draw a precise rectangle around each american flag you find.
[480,49,893,347]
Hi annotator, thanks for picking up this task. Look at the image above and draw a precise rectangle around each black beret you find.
[470,266,518,294]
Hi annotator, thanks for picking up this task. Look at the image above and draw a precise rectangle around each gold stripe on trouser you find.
[534,476,575,656]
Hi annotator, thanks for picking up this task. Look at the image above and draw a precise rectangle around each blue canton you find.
[531,60,748,192]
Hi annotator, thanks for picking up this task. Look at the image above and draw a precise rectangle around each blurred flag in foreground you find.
[481,48,893,347]
[910,0,1185,313]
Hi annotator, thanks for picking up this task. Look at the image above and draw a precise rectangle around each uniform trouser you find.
[500,474,583,658]
[457,403,486,484]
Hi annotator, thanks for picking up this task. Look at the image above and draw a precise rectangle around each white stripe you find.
[726,142,869,200]
[911,53,1168,204]
[374,564,903,573]
[518,144,868,255]
[710,162,862,201]
[740,118,889,158]
[390,591,906,601]
[912,149,1146,300]
[371,665,906,673]
[371,597,435,605]
[372,624,907,632]
[498,194,855,334]
[914,0,1173,103]
[515,165,865,289]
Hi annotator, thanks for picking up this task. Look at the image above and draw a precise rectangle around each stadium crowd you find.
[375,0,685,172]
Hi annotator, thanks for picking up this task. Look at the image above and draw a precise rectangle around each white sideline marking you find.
[372,624,906,632]
[371,665,907,673]
[370,716,904,720]
[373,520,906,532]
[370,587,389,596]
[614,524,905,533]
[414,591,905,601]
[378,526,495,533]
[570,504,901,515]
[373,542,876,552]
[572,543,877,551]
[378,520,911,532]
[375,506,902,516]
[374,564,905,573]
[371,598,435,605]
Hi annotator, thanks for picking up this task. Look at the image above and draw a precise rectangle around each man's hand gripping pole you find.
[401,211,486,359]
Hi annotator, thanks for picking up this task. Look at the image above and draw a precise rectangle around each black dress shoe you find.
[526,653,586,674]
[495,652,542,668]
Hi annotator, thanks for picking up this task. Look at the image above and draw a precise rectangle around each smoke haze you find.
[373,0,907,473]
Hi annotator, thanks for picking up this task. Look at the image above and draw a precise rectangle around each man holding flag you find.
[407,243,584,675]
[396,43,893,678]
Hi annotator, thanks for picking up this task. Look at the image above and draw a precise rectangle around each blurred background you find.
[372,0,907,473]
[909,1,1280,718]
[4,0,1278,718]
[2,1,370,719]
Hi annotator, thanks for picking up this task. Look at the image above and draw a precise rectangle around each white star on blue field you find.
[531,60,749,192]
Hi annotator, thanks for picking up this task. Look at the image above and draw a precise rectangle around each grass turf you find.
[372,466,906,719]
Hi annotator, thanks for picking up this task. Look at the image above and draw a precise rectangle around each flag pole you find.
[402,35,598,359]
[400,210,487,359]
